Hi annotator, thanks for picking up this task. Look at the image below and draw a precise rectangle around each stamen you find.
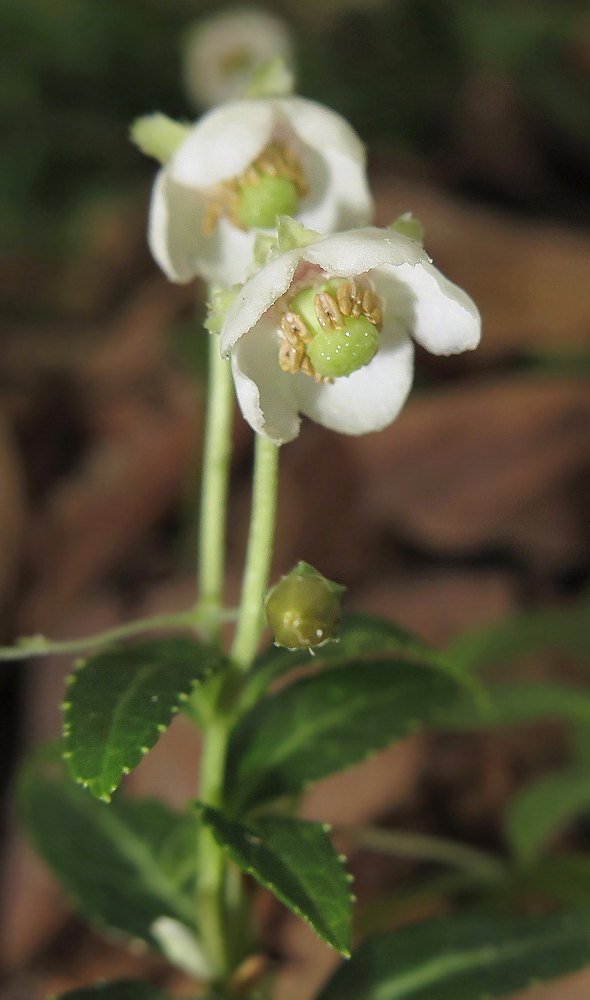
[279,278,382,381]
[336,281,352,317]
[202,141,308,234]
[314,292,343,331]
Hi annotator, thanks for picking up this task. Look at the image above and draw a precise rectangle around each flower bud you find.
[388,211,424,246]
[264,561,346,650]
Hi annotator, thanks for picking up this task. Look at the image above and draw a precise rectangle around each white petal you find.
[375,259,481,355]
[302,226,425,274]
[148,169,256,285]
[295,326,414,436]
[277,97,373,232]
[148,168,207,283]
[277,97,366,163]
[220,247,301,355]
[231,317,302,444]
[169,100,274,189]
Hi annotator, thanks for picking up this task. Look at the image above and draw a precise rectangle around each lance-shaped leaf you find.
[225,658,462,813]
[506,769,590,863]
[18,756,197,943]
[444,599,590,675]
[314,909,590,1000]
[243,611,435,709]
[57,982,169,1000]
[63,637,224,801]
[199,805,352,956]
[439,680,590,731]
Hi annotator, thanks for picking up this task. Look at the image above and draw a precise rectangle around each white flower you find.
[148,97,373,287]
[219,226,481,444]
[182,9,295,110]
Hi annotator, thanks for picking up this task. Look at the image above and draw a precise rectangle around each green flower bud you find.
[388,211,424,246]
[235,172,299,229]
[264,561,346,650]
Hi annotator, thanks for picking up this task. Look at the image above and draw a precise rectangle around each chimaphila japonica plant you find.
[10,47,590,1000]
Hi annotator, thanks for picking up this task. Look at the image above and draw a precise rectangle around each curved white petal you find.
[148,169,258,285]
[375,259,481,355]
[148,168,207,283]
[231,317,303,444]
[295,326,414,436]
[220,247,302,354]
[277,97,366,163]
[170,100,274,189]
[302,226,426,274]
[278,97,373,232]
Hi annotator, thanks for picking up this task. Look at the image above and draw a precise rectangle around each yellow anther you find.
[314,291,343,330]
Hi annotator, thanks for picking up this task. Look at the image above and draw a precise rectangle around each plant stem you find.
[197,713,233,980]
[196,329,234,641]
[231,434,279,671]
[0,609,220,661]
[335,824,505,880]
[196,435,279,983]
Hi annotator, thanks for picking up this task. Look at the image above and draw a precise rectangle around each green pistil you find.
[235,172,299,229]
[289,282,380,379]
[307,314,379,378]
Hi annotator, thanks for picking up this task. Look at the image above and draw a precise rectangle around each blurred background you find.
[2,0,590,996]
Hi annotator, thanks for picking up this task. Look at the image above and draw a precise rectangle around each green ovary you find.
[307,315,379,378]
[289,284,380,379]
[235,173,299,229]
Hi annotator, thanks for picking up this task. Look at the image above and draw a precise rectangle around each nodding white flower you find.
[148,98,372,287]
[219,226,481,444]
[182,9,294,110]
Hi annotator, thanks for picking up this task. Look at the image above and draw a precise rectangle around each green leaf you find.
[226,658,463,813]
[56,982,168,1000]
[199,806,351,956]
[63,637,223,801]
[515,855,590,909]
[314,909,590,1000]
[17,756,196,943]
[444,600,590,675]
[506,770,590,863]
[439,680,590,730]
[243,611,436,710]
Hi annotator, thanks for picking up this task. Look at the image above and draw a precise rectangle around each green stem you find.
[197,713,233,980]
[335,825,505,880]
[197,329,234,640]
[231,434,279,671]
[0,609,221,661]
[195,435,279,983]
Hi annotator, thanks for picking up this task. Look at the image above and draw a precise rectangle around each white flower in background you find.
[219,225,481,444]
[182,8,295,110]
[147,97,373,287]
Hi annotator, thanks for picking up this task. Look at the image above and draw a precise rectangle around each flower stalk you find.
[196,319,235,642]
[231,434,279,671]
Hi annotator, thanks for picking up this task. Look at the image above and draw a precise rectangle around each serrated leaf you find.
[226,658,463,813]
[506,770,590,863]
[17,756,196,943]
[314,909,590,1000]
[444,599,590,675]
[57,981,168,1000]
[199,806,351,955]
[63,637,223,800]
